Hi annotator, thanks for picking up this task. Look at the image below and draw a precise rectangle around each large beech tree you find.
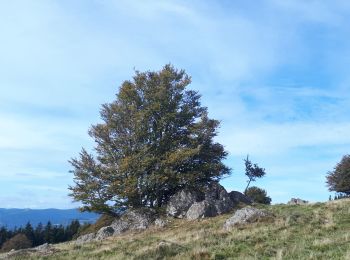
[69,65,230,214]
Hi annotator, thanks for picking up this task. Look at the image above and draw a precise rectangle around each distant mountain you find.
[0,208,99,229]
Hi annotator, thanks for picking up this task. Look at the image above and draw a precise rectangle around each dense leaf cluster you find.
[69,65,230,214]
[326,155,350,195]
[0,220,81,252]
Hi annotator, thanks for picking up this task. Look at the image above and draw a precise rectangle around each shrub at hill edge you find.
[1,234,31,252]
[245,186,271,205]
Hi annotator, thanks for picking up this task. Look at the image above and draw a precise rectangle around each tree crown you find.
[69,64,230,214]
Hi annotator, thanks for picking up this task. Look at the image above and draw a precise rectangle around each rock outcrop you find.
[204,182,236,215]
[0,243,57,259]
[287,198,308,205]
[75,183,251,244]
[166,182,248,220]
[111,208,156,235]
[186,200,217,220]
[76,233,96,244]
[228,191,253,205]
[95,226,115,241]
[154,218,168,228]
[223,207,271,230]
[76,208,157,243]
[166,189,203,218]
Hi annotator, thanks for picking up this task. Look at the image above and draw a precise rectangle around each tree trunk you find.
[244,178,252,194]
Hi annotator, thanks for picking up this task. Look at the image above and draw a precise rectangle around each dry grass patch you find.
[12,199,350,260]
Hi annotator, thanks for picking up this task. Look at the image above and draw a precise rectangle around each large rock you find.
[186,201,218,220]
[204,183,236,215]
[204,182,229,201]
[78,208,158,243]
[213,199,235,215]
[34,243,50,251]
[76,233,96,244]
[166,189,203,218]
[228,191,253,205]
[167,183,243,220]
[95,226,115,240]
[111,208,156,235]
[287,198,308,205]
[223,207,271,230]
[106,208,156,236]
[0,243,58,259]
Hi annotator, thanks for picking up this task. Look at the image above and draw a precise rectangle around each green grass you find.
[5,199,350,260]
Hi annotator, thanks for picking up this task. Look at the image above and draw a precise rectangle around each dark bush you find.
[245,186,271,205]
[1,233,32,252]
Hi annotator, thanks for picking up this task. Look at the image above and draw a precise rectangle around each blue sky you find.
[1,0,350,208]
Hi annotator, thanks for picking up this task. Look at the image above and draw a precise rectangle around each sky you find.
[0,0,350,208]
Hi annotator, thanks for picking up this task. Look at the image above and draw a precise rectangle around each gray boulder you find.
[166,189,203,218]
[223,207,271,230]
[110,219,130,235]
[204,183,236,215]
[167,183,243,220]
[76,233,96,244]
[75,208,157,243]
[184,183,238,220]
[186,201,218,220]
[0,242,57,259]
[228,191,253,205]
[111,208,157,235]
[212,199,235,215]
[287,198,308,205]
[154,218,167,228]
[95,226,115,240]
[204,182,229,201]
[34,243,50,251]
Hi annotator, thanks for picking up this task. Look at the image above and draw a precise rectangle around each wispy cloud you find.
[0,0,350,207]
[221,122,350,156]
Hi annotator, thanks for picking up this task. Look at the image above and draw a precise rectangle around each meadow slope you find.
[4,199,350,260]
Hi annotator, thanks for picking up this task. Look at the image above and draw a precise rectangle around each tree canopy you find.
[69,65,230,214]
[326,155,350,195]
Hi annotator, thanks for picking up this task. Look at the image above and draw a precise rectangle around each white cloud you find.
[221,122,350,156]
[0,113,89,150]
[1,0,350,207]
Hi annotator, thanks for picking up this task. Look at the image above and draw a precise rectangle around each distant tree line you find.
[329,193,350,201]
[0,220,82,252]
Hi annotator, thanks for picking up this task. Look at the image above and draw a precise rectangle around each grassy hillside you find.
[4,199,350,260]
